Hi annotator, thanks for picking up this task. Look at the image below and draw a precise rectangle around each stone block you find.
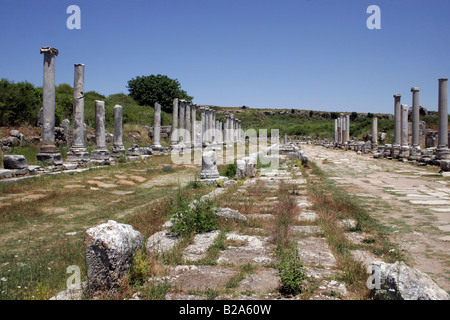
[3,155,28,169]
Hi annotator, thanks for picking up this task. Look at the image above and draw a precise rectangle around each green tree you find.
[0,79,42,126]
[127,74,193,112]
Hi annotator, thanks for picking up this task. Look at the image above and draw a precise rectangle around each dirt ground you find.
[302,144,450,292]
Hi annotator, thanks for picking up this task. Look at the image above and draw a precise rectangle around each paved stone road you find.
[302,144,450,292]
[149,156,348,300]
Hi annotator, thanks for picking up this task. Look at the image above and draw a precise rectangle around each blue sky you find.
[1,0,449,114]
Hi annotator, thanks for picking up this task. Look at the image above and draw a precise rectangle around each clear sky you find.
[1,0,449,114]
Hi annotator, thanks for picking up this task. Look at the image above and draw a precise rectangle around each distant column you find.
[36,47,62,165]
[179,100,185,144]
[191,104,197,147]
[411,87,420,151]
[393,94,402,147]
[90,100,110,161]
[201,107,206,145]
[437,78,449,159]
[345,115,350,142]
[111,104,125,157]
[67,63,89,164]
[185,102,191,145]
[372,117,378,149]
[152,102,163,151]
[334,119,338,143]
[399,104,410,159]
[171,98,179,147]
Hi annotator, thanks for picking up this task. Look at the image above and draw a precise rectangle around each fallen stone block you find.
[3,155,28,169]
[85,220,143,294]
[371,261,450,300]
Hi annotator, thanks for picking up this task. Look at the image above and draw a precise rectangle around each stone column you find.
[111,104,125,157]
[179,100,185,144]
[341,115,346,145]
[152,102,163,151]
[211,110,216,144]
[36,47,62,165]
[345,114,350,142]
[372,117,378,151]
[67,63,89,164]
[201,107,206,145]
[392,94,402,158]
[411,88,420,150]
[191,104,197,147]
[437,78,449,159]
[90,100,110,161]
[224,115,230,144]
[171,98,179,147]
[208,109,214,143]
[185,102,191,146]
[334,119,338,144]
[399,104,410,159]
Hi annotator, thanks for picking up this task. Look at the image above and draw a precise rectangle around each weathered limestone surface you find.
[85,220,143,293]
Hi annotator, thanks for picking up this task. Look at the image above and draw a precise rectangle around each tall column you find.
[411,87,420,151]
[90,100,110,161]
[345,114,350,142]
[111,104,125,157]
[185,102,191,146]
[437,78,449,159]
[372,117,378,150]
[171,98,179,147]
[392,94,402,158]
[152,102,163,151]
[179,100,185,144]
[201,107,206,145]
[211,110,216,143]
[191,104,197,147]
[208,109,214,143]
[341,115,346,144]
[67,63,89,164]
[334,119,338,143]
[36,47,62,165]
[399,104,410,159]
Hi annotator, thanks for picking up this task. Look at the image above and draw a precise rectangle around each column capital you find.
[40,47,59,55]
[411,87,420,92]
[393,94,401,98]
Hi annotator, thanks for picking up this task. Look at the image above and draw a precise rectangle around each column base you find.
[436,147,450,160]
[391,145,401,159]
[66,147,90,164]
[36,151,63,166]
[200,171,220,179]
[90,148,110,161]
[398,146,410,160]
[111,145,126,158]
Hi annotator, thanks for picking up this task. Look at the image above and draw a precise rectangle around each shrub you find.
[171,197,219,236]
[221,162,237,178]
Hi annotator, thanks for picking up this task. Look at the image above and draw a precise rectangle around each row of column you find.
[388,79,448,160]
[170,98,243,148]
[37,47,125,166]
[334,114,350,145]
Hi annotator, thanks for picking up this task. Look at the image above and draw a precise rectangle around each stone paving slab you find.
[182,230,221,262]
[237,268,280,293]
[166,265,238,292]
[297,237,337,269]
[290,225,322,236]
[217,233,276,265]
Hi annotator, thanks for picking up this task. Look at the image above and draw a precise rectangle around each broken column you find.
[67,63,89,164]
[152,102,163,152]
[392,94,402,158]
[36,47,62,165]
[200,150,219,180]
[410,87,421,159]
[111,104,125,157]
[90,100,110,162]
[171,98,179,147]
[399,104,410,160]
